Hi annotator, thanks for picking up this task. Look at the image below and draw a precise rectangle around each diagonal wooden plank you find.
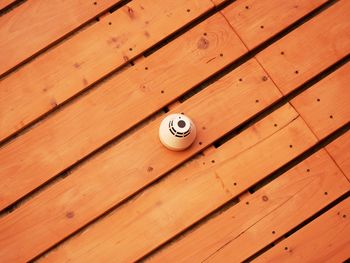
[221,0,328,49]
[291,62,350,139]
[0,0,213,142]
[0,59,281,262]
[326,131,350,181]
[38,111,319,262]
[0,0,16,10]
[210,0,227,6]
[0,12,247,211]
[40,108,321,262]
[149,150,349,263]
[147,62,350,263]
[254,198,350,263]
[2,2,349,259]
[1,0,345,210]
[0,0,126,76]
[256,0,350,95]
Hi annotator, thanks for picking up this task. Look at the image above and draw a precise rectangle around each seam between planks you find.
[324,147,350,184]
[33,60,350,262]
[0,0,219,146]
[0,0,132,78]
[243,192,350,262]
[1,10,349,222]
[0,2,348,262]
[139,121,350,263]
[0,0,337,153]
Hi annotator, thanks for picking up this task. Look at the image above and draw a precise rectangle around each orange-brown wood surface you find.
[0,0,15,10]
[292,63,350,139]
[40,108,320,262]
[0,0,348,261]
[0,0,213,142]
[210,0,227,7]
[0,0,123,76]
[256,0,350,95]
[222,0,328,49]
[255,198,350,263]
[149,150,349,263]
[0,58,281,262]
[41,58,350,260]
[326,131,350,181]
[0,12,247,211]
[0,0,342,211]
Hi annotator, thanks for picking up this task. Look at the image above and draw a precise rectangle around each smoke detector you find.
[159,113,197,151]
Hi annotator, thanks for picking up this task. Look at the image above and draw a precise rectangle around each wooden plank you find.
[36,60,345,261]
[222,0,328,49]
[0,0,125,76]
[0,0,16,10]
[255,198,350,263]
[149,150,349,263]
[291,63,350,139]
[2,3,347,257]
[38,112,319,262]
[0,0,213,142]
[0,59,282,262]
[210,0,227,6]
[256,0,350,95]
[326,131,350,181]
[0,13,247,211]
[1,0,342,207]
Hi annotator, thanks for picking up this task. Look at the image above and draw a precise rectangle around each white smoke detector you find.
[159,113,197,151]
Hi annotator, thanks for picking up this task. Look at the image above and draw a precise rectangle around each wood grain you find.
[326,131,350,181]
[0,13,246,211]
[256,0,350,94]
[0,0,123,76]
[222,0,328,49]
[150,150,349,263]
[0,59,281,262]
[0,0,213,142]
[255,198,350,263]
[40,110,319,262]
[291,63,350,139]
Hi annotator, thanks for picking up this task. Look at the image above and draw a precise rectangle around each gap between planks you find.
[0,1,348,262]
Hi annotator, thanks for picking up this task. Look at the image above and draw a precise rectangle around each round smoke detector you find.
[159,113,197,151]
